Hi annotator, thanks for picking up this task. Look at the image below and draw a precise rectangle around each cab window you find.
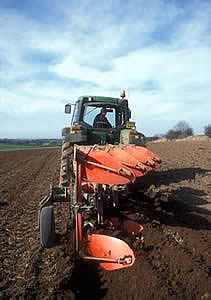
[83,105,116,128]
[72,101,80,124]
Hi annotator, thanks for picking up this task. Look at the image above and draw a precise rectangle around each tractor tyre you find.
[59,142,74,187]
[40,206,55,248]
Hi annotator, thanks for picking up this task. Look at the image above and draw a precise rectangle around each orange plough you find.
[70,144,161,270]
[79,144,160,184]
[39,144,161,271]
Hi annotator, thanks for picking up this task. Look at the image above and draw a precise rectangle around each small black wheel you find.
[40,206,56,248]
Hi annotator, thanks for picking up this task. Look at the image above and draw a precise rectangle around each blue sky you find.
[0,0,211,138]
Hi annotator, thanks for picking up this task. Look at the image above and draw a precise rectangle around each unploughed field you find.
[0,144,59,152]
[0,143,39,151]
[0,140,211,300]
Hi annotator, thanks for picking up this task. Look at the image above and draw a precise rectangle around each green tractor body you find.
[62,94,145,146]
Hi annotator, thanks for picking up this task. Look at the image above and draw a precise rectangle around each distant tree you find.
[204,124,211,137]
[174,121,193,137]
[155,133,165,138]
[166,121,193,140]
[174,121,188,132]
[166,129,181,140]
[153,133,165,140]
[186,127,194,136]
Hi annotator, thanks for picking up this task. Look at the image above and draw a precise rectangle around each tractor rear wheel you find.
[59,142,74,187]
[40,206,55,248]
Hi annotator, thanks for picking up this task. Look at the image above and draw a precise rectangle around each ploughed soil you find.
[0,140,211,300]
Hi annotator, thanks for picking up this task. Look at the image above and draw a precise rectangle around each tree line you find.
[0,138,61,145]
[165,121,211,140]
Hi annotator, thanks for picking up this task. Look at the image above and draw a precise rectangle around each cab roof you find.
[78,95,121,104]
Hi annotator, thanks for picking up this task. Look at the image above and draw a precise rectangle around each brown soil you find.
[0,141,211,300]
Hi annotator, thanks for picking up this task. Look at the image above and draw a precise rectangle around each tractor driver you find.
[93,107,112,129]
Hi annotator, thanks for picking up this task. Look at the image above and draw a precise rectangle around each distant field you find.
[0,143,59,151]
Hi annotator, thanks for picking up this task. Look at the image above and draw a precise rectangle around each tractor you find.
[38,91,161,271]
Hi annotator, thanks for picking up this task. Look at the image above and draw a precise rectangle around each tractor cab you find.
[62,92,145,146]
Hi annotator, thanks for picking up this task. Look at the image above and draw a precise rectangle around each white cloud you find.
[0,0,211,137]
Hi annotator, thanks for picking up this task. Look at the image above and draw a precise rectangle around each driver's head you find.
[101,107,107,116]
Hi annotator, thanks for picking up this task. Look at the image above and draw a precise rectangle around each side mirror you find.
[65,104,71,114]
